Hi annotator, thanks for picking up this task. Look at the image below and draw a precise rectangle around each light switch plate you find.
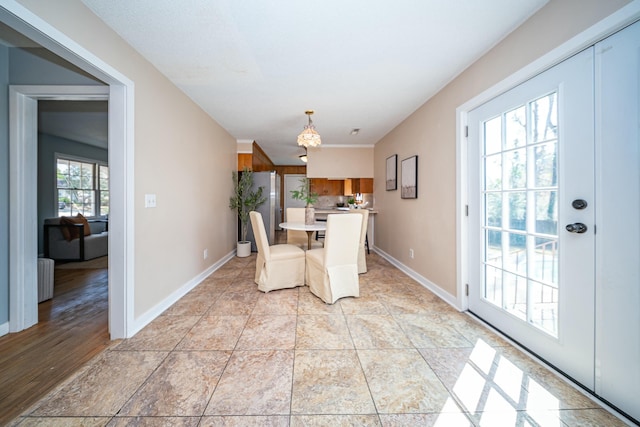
[145,194,157,208]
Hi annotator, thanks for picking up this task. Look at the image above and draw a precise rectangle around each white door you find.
[468,21,640,422]
[468,47,596,388]
[594,21,640,421]
[284,174,307,216]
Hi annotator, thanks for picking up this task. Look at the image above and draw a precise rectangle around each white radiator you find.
[38,258,54,302]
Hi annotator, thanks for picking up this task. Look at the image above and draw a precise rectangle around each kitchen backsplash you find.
[315,193,374,209]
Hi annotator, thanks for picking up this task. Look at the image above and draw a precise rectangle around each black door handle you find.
[566,223,588,233]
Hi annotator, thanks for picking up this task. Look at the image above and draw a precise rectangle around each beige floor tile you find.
[107,416,200,426]
[290,414,382,426]
[448,315,512,348]
[419,347,475,389]
[17,251,630,427]
[394,314,473,348]
[209,290,260,315]
[200,415,290,426]
[379,412,475,427]
[163,291,216,316]
[296,315,353,350]
[176,315,249,350]
[198,277,233,291]
[205,350,294,415]
[339,294,388,315]
[346,315,413,349]
[358,349,451,414]
[115,315,200,351]
[253,289,299,315]
[15,417,111,427]
[291,350,376,415]
[226,277,260,292]
[554,408,631,426]
[377,293,435,315]
[235,315,297,350]
[118,351,231,416]
[297,287,343,315]
[422,344,599,418]
[30,350,167,417]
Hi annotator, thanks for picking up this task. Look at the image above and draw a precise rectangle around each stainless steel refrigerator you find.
[246,171,281,252]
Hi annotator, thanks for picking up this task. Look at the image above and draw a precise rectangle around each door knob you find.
[566,223,588,233]
[572,199,588,210]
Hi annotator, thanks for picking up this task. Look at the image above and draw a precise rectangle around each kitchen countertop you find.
[314,208,378,214]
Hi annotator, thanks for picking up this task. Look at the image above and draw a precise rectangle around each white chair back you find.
[249,211,270,260]
[324,214,362,267]
[285,208,308,247]
[354,209,369,273]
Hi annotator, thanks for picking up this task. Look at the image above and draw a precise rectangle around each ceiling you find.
[38,100,109,150]
[12,1,549,164]
[0,21,110,149]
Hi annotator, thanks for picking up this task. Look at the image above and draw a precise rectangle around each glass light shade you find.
[297,125,322,147]
[299,154,308,163]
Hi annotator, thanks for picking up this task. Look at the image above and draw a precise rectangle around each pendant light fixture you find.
[297,110,321,148]
[299,147,308,163]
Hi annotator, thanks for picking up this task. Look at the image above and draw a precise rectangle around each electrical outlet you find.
[409,248,414,259]
[203,249,208,260]
[144,193,157,208]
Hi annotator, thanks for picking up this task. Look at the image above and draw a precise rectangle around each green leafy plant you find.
[290,177,319,207]
[229,167,267,242]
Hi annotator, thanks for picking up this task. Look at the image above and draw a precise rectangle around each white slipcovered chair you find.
[249,211,306,293]
[353,209,369,274]
[285,208,324,250]
[305,213,362,304]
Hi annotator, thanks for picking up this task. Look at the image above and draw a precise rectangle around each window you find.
[56,156,109,217]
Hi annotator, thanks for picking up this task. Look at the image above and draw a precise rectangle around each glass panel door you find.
[468,47,595,389]
[482,92,559,336]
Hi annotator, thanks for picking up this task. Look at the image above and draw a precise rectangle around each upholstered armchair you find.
[249,211,306,293]
[285,208,324,250]
[305,213,362,304]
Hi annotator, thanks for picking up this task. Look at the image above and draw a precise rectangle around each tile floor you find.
[11,253,629,426]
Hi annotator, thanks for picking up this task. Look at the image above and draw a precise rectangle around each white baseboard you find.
[130,249,236,336]
[372,246,461,310]
[0,321,9,337]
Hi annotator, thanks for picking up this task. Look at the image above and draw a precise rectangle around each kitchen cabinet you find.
[359,178,374,193]
[310,178,344,196]
[344,178,373,195]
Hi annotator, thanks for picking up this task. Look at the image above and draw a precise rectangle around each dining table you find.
[279,221,327,250]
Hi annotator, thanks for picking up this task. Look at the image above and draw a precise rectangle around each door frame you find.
[456,2,640,310]
[2,2,135,339]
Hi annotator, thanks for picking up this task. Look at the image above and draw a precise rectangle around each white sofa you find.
[43,216,108,261]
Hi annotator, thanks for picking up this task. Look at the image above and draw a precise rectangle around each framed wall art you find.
[401,155,418,199]
[386,155,397,191]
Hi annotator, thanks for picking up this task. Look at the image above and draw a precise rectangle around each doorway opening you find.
[3,2,134,339]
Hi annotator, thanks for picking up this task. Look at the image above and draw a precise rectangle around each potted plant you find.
[290,177,319,225]
[229,167,267,257]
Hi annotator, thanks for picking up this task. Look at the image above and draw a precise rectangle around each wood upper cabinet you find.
[344,178,373,194]
[237,153,252,171]
[310,178,344,196]
[358,178,373,193]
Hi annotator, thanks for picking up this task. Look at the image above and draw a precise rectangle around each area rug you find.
[55,256,108,270]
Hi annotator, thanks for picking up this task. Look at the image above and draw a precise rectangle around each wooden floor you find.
[0,263,110,425]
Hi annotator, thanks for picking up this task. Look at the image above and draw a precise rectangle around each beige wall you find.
[374,0,631,298]
[307,146,374,178]
[18,0,237,318]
